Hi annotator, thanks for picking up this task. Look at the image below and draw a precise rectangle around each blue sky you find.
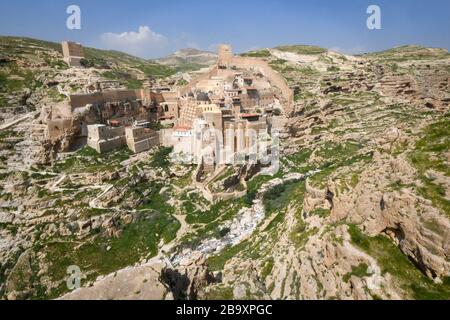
[0,0,449,58]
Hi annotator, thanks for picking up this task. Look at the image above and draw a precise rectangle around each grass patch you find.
[290,219,318,249]
[207,240,250,271]
[309,207,331,218]
[241,49,271,58]
[101,70,143,89]
[409,115,450,216]
[261,258,275,280]
[275,45,327,55]
[343,263,371,282]
[348,224,450,300]
[263,180,306,215]
[203,285,234,300]
[151,147,172,169]
[53,146,132,174]
[36,211,180,299]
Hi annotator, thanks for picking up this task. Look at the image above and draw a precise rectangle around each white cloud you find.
[101,26,168,58]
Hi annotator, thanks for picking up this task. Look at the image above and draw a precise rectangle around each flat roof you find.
[174,125,192,132]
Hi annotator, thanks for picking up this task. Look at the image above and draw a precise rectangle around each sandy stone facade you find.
[87,124,126,153]
[47,42,292,166]
[61,41,85,67]
[125,126,159,153]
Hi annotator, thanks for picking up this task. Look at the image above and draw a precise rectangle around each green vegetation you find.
[135,63,176,78]
[343,263,371,282]
[184,195,245,225]
[290,219,318,249]
[270,59,288,65]
[127,181,175,214]
[79,58,94,68]
[53,146,132,174]
[273,108,282,116]
[150,147,173,169]
[84,47,175,78]
[179,193,249,251]
[275,45,327,55]
[245,189,257,206]
[309,141,372,188]
[246,175,273,194]
[284,148,313,173]
[294,90,315,102]
[241,49,272,58]
[102,70,143,89]
[261,258,275,280]
[0,62,38,92]
[0,36,62,55]
[36,211,180,299]
[203,285,234,300]
[173,62,206,73]
[409,115,450,216]
[364,45,449,62]
[47,87,66,102]
[348,224,450,300]
[177,79,189,86]
[207,240,250,271]
[0,130,25,150]
[327,66,340,72]
[0,95,6,108]
[309,207,331,218]
[315,141,361,160]
[263,180,306,215]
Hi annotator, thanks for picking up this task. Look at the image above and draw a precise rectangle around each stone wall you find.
[232,56,293,111]
[87,125,126,153]
[88,136,126,153]
[131,136,160,153]
[125,127,159,153]
[178,66,219,96]
[159,128,174,147]
[69,90,146,109]
[177,55,293,112]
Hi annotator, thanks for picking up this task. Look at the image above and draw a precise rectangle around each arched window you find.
[164,105,169,112]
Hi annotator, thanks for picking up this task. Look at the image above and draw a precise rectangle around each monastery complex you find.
[48,43,293,175]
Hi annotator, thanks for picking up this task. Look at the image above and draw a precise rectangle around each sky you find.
[0,0,449,59]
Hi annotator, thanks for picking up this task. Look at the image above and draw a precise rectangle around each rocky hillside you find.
[0,36,179,111]
[199,45,450,300]
[155,48,217,72]
[0,40,449,300]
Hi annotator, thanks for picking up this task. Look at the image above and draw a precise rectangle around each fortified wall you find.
[178,66,219,97]
[178,45,293,112]
[87,124,126,153]
[47,89,153,146]
[231,56,293,111]
[68,89,150,109]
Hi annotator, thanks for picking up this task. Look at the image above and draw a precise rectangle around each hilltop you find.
[0,36,182,111]
[155,48,218,72]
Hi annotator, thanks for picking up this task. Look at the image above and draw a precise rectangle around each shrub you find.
[79,58,94,68]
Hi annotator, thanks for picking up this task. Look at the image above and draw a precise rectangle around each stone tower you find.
[218,44,233,68]
[61,41,85,67]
